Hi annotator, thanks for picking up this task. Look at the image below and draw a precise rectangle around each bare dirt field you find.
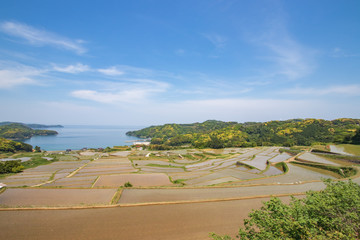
[0,196,293,240]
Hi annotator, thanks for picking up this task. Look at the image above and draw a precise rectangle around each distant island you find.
[0,122,59,140]
[0,122,63,128]
[127,118,360,149]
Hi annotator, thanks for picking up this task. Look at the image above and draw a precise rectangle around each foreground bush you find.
[0,160,24,174]
[210,179,360,240]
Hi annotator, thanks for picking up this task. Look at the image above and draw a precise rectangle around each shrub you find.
[210,179,360,239]
[124,181,133,187]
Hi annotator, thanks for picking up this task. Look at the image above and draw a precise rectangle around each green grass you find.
[335,144,360,156]
[124,181,133,187]
[292,161,357,178]
[275,162,289,173]
[235,161,258,170]
[110,187,123,204]
[48,170,59,181]
[279,148,303,156]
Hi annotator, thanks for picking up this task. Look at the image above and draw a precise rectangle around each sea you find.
[22,125,144,151]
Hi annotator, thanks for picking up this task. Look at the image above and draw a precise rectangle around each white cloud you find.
[98,66,124,76]
[71,79,169,104]
[0,21,86,54]
[245,8,315,81]
[53,63,90,74]
[203,33,227,48]
[175,49,185,56]
[0,62,43,88]
[263,38,314,80]
[331,47,358,58]
[281,85,360,96]
[136,98,339,125]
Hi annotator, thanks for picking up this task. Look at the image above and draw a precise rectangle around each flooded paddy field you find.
[0,146,359,209]
[0,188,117,207]
[119,182,325,204]
[1,160,91,187]
[297,152,340,166]
[0,146,359,240]
[93,173,172,187]
[0,196,293,240]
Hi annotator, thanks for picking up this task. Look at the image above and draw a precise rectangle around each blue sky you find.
[0,0,359,125]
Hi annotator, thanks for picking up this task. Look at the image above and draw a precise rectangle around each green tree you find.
[352,128,360,144]
[210,179,360,240]
[34,146,41,152]
[0,160,24,174]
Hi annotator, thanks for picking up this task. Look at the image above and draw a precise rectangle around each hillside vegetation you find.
[0,137,32,152]
[127,119,360,148]
[0,121,63,128]
[0,123,58,140]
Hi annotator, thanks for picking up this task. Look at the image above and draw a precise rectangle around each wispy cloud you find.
[0,21,86,54]
[98,66,124,76]
[71,79,169,104]
[203,33,227,48]
[0,61,44,88]
[141,97,332,124]
[281,85,360,96]
[331,47,358,58]
[245,6,315,82]
[53,63,90,74]
[262,38,314,80]
[175,49,185,56]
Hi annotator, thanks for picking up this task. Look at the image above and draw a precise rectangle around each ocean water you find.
[22,125,144,151]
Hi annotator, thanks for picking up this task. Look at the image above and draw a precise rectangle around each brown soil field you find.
[0,188,117,207]
[93,173,172,187]
[119,181,325,204]
[0,197,293,240]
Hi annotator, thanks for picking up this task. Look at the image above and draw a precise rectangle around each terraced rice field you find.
[0,146,358,209]
[119,182,325,204]
[0,188,117,207]
[0,146,359,240]
[93,173,172,187]
[297,152,340,166]
[0,196,294,240]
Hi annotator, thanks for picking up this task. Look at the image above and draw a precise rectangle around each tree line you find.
[127,118,360,149]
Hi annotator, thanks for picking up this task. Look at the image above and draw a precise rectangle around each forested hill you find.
[0,123,58,140]
[126,119,360,148]
[0,122,63,128]
[0,137,32,152]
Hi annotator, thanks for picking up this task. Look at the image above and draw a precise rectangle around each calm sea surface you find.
[22,125,144,151]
